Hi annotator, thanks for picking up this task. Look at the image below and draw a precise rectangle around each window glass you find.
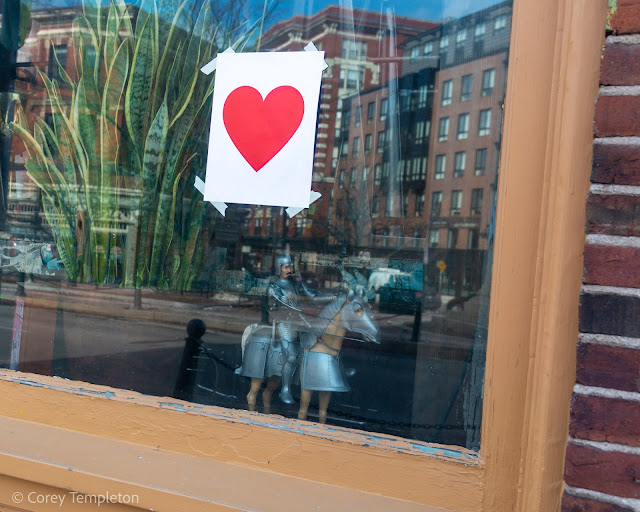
[438,116,450,141]
[461,74,473,101]
[457,113,470,139]
[3,0,512,450]
[441,80,452,105]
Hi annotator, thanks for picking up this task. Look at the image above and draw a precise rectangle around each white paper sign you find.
[203,51,325,208]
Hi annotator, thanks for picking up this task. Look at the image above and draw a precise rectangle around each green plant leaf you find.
[136,98,168,286]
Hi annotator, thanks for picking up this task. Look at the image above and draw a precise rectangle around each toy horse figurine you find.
[297,291,378,423]
[235,263,378,418]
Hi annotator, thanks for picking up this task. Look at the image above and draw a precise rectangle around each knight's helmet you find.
[275,251,293,273]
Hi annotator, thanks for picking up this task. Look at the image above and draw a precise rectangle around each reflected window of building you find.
[455,29,466,60]
[467,229,480,249]
[371,196,379,218]
[441,79,452,106]
[438,117,449,142]
[412,230,422,248]
[482,68,496,96]
[254,215,263,234]
[295,214,306,236]
[450,190,463,215]
[478,109,492,136]
[355,105,362,126]
[400,90,411,112]
[454,151,466,177]
[447,228,459,248]
[475,148,488,174]
[415,121,426,142]
[435,155,446,179]
[417,85,428,108]
[494,14,508,31]
[429,229,440,247]
[402,195,409,216]
[342,39,367,59]
[457,113,470,139]
[341,139,349,155]
[363,166,369,182]
[439,34,449,64]
[377,131,386,152]
[339,170,345,188]
[343,107,351,128]
[352,137,360,157]
[364,134,372,154]
[471,188,484,215]
[374,164,382,185]
[431,191,443,217]
[340,68,363,90]
[461,74,473,101]
[410,46,420,60]
[367,101,375,123]
[350,168,357,187]
[380,98,388,120]
[415,193,425,216]
[48,44,68,80]
[424,41,433,55]
[475,23,486,38]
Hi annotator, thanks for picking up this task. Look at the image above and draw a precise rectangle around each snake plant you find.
[10,0,255,289]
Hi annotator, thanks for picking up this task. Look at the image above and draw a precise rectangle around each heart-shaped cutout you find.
[223,85,305,172]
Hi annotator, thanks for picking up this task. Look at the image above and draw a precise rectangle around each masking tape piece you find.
[201,47,236,75]
[304,41,328,71]
[286,190,322,218]
[195,176,228,216]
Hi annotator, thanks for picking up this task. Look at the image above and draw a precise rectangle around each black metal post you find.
[173,318,207,402]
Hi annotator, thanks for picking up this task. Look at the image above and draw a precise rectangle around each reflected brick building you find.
[255,7,436,255]
[330,1,512,292]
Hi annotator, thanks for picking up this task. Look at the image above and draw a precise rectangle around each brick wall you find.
[562,2,640,511]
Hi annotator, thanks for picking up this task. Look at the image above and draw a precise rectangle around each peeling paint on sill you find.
[3,372,480,464]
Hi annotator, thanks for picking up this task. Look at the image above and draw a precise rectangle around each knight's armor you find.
[267,274,315,404]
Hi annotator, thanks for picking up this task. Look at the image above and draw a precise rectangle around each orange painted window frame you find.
[0,0,607,510]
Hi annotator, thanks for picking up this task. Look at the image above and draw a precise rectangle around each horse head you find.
[340,295,379,344]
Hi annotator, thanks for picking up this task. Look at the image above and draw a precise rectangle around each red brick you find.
[580,293,640,338]
[595,96,640,137]
[609,0,640,35]
[601,43,640,85]
[586,194,640,237]
[583,244,640,288]
[592,143,640,185]
[564,444,640,498]
[562,494,635,512]
[576,343,640,393]
[570,394,640,446]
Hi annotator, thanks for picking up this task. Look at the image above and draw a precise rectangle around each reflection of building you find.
[419,1,511,253]
[8,8,78,241]
[259,7,436,244]
[327,2,512,293]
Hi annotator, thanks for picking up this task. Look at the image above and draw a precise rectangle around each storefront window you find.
[1,0,512,451]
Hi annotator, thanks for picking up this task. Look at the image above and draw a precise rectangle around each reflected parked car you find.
[378,273,441,314]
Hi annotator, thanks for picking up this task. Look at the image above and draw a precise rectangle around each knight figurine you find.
[266,251,316,404]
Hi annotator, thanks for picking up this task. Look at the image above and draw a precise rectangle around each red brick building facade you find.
[562,1,640,510]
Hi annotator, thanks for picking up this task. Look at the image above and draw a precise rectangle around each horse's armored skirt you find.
[300,351,350,392]
[235,326,286,379]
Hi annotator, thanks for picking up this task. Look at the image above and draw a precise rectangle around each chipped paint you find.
[5,371,479,464]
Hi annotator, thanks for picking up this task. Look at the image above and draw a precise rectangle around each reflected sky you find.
[31,0,503,23]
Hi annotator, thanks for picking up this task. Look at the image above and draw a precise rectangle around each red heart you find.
[223,85,305,172]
